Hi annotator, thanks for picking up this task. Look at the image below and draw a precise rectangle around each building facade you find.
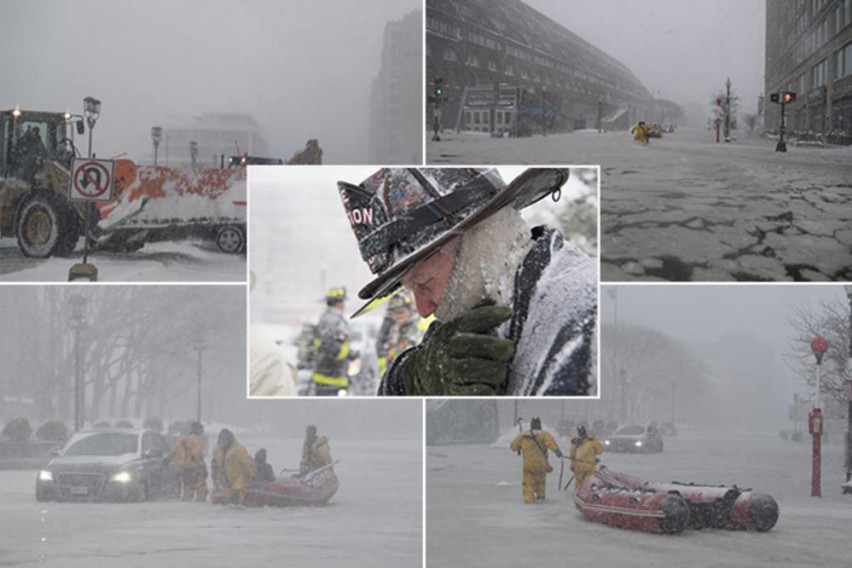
[765,0,852,143]
[368,10,423,164]
[426,0,662,135]
[154,113,270,167]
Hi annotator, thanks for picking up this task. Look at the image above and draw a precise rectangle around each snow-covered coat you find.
[380,226,596,396]
[311,308,352,387]
[250,330,297,396]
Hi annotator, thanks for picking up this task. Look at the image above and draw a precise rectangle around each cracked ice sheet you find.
[427,128,852,281]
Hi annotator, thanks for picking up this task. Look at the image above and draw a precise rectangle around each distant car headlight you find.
[634,440,643,447]
[111,471,132,483]
[38,470,53,482]
[604,440,610,446]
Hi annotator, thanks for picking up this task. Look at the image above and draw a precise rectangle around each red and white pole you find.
[810,336,828,497]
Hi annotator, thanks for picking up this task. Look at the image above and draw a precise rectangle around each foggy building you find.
[426,0,664,135]
[765,0,852,142]
[368,10,423,164]
[153,113,270,167]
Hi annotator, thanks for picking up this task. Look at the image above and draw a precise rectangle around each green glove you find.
[401,304,514,395]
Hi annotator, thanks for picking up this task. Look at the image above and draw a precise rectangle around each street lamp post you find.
[189,140,198,167]
[192,327,207,424]
[541,86,547,137]
[619,370,628,424]
[151,126,162,166]
[67,295,88,432]
[724,78,732,143]
[83,97,101,158]
[844,286,852,492]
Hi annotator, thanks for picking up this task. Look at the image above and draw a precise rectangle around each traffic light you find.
[716,96,722,106]
[783,91,796,103]
[434,77,444,98]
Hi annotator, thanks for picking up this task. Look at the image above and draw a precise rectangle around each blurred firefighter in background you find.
[211,428,256,505]
[169,421,208,502]
[510,417,562,503]
[376,290,429,377]
[311,287,359,395]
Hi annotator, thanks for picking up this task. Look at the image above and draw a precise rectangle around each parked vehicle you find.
[35,428,179,502]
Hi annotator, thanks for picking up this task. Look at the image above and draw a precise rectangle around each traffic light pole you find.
[776,100,787,153]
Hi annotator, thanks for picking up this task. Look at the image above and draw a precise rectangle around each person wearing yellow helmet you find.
[311,287,357,395]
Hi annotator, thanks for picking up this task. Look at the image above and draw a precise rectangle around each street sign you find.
[69,158,114,202]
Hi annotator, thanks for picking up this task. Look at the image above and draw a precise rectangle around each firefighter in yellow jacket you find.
[211,428,257,505]
[568,425,604,493]
[300,425,333,476]
[169,421,208,502]
[509,417,562,503]
[631,121,650,144]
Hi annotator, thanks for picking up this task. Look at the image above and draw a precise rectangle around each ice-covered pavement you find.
[0,239,246,282]
[2,437,421,567]
[427,128,852,281]
[426,429,852,568]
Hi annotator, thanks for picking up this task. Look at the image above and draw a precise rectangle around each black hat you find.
[530,417,542,431]
[577,425,587,438]
[337,168,569,314]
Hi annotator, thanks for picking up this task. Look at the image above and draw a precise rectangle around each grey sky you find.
[601,284,848,404]
[0,0,421,164]
[525,0,766,114]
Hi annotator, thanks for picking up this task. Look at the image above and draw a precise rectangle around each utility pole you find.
[724,78,732,142]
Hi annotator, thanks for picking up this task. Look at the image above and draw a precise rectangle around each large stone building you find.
[368,10,423,164]
[765,0,852,143]
[426,0,664,135]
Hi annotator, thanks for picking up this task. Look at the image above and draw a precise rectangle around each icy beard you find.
[435,207,534,322]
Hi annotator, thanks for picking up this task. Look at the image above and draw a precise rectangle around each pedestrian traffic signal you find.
[770,93,780,103]
[783,91,796,103]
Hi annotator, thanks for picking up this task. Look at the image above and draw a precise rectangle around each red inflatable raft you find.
[211,463,339,507]
[573,466,779,534]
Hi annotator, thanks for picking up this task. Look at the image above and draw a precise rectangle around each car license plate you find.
[70,485,88,495]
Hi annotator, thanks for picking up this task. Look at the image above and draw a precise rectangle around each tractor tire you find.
[215,224,246,254]
[15,192,80,258]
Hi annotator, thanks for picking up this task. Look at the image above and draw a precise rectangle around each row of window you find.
[785,42,851,96]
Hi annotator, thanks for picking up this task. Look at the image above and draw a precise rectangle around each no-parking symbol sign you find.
[69,158,115,202]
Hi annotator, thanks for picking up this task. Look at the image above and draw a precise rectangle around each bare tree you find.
[787,299,850,415]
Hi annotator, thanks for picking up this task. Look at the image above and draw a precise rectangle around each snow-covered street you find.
[2,437,422,568]
[0,239,246,282]
[426,429,852,568]
[427,128,852,281]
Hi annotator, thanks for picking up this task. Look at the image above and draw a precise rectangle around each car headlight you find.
[38,470,53,482]
[111,471,132,483]
[634,440,643,447]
